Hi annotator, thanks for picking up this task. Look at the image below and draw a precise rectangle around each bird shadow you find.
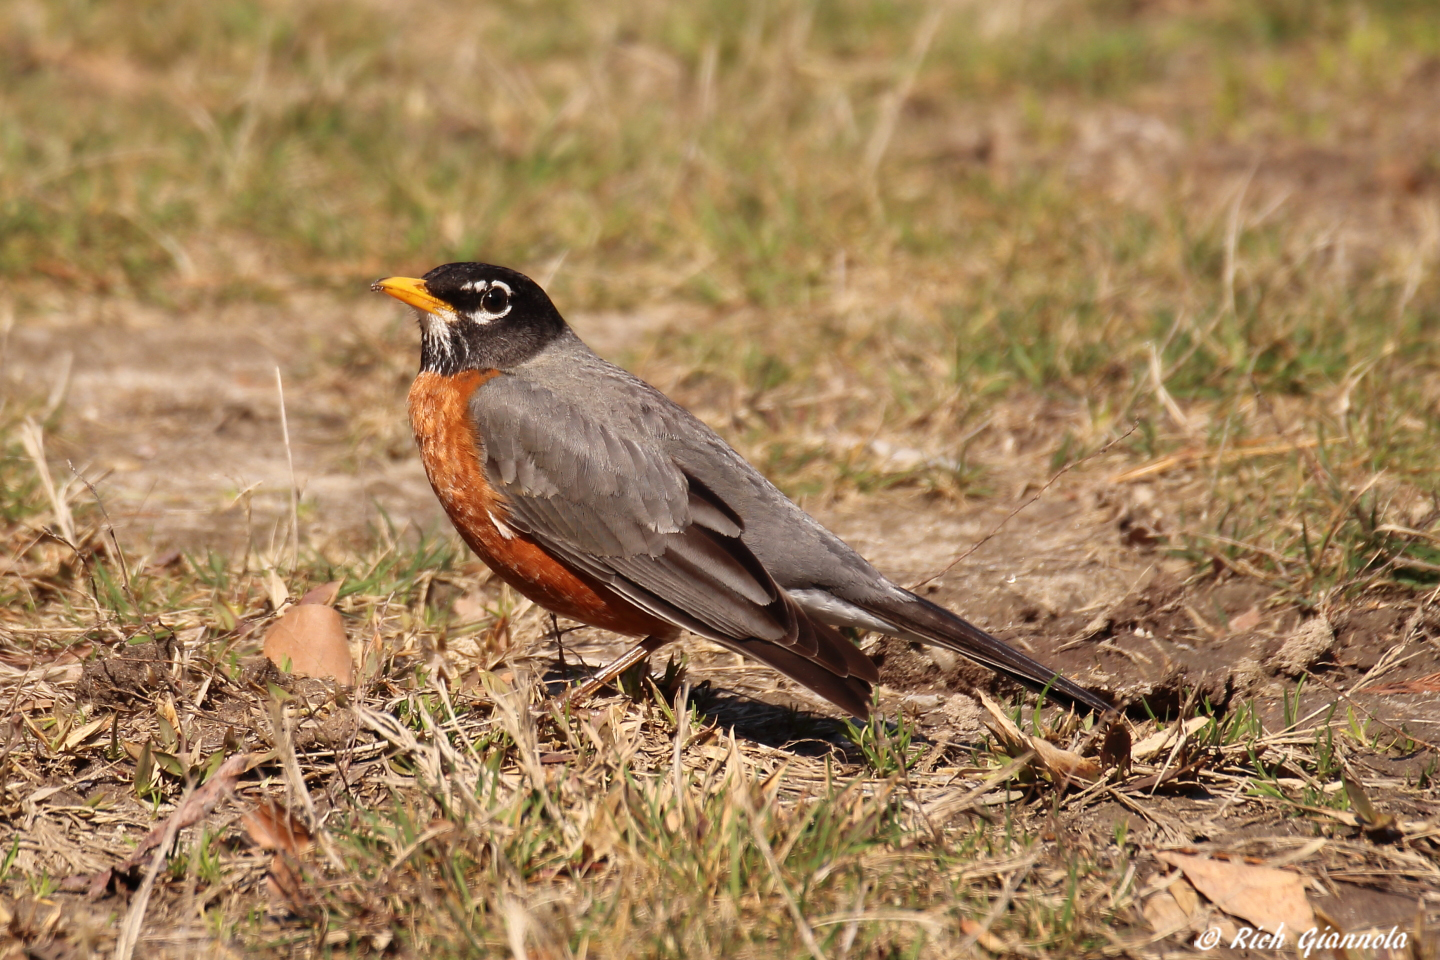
[534,655,939,763]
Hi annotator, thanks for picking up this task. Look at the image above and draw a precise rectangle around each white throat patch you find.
[420,311,458,363]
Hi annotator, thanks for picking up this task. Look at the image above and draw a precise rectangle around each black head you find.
[371,262,568,374]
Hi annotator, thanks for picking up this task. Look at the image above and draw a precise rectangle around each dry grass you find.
[1,519,1437,956]
[4,0,1440,955]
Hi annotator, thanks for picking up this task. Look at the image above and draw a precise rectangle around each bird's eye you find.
[481,286,509,314]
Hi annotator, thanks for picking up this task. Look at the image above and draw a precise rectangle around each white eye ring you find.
[460,279,513,323]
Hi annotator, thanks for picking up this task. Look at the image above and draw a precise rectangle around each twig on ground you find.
[114,778,194,960]
[274,366,300,571]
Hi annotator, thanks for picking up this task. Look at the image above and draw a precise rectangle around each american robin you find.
[373,263,1109,718]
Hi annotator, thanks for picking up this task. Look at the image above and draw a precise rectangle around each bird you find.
[372,262,1110,718]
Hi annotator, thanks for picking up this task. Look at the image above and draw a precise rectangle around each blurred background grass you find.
[4,0,1440,596]
[6,0,1436,301]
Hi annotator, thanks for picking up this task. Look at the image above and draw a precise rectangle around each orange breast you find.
[408,369,674,640]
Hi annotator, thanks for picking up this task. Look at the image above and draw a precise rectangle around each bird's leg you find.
[560,636,668,707]
[550,612,567,685]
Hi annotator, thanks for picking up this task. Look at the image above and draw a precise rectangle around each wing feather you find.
[470,374,876,713]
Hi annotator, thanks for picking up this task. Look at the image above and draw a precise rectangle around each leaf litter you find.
[262,581,354,685]
[2,424,1439,956]
[1154,851,1315,934]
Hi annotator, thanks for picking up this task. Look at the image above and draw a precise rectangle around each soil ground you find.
[13,281,1440,925]
[15,277,1440,749]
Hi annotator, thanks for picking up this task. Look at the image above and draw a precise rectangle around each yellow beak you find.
[370,276,454,317]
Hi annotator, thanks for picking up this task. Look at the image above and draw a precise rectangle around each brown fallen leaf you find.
[1123,754,1209,793]
[979,692,1100,784]
[298,580,343,607]
[451,590,491,624]
[242,798,317,914]
[1145,876,1239,942]
[1155,852,1315,933]
[263,604,353,684]
[1098,720,1132,775]
[119,753,252,865]
[240,799,313,856]
[1142,889,1193,935]
[59,714,113,752]
[1342,771,1402,841]
[959,917,1014,955]
[1360,671,1440,695]
[1229,605,1263,634]
[266,853,311,913]
[1168,875,1201,917]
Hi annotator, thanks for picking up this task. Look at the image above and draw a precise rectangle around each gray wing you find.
[471,370,878,711]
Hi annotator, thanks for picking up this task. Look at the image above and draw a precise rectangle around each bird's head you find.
[371,262,567,374]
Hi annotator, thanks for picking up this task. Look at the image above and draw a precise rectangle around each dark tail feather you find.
[727,603,878,719]
[785,594,881,686]
[731,635,874,718]
[862,593,1111,713]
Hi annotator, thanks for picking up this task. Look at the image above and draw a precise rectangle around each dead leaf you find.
[266,853,312,913]
[157,696,181,742]
[1033,738,1100,782]
[1229,606,1263,634]
[264,570,290,610]
[241,799,313,856]
[1142,889,1192,935]
[1342,771,1401,840]
[1123,755,1209,793]
[1361,671,1440,694]
[451,590,490,624]
[298,580,343,607]
[1168,876,1200,916]
[59,714,112,752]
[263,604,353,684]
[1098,721,1132,775]
[1132,717,1211,762]
[485,612,512,658]
[979,692,1099,784]
[122,753,250,861]
[27,785,65,805]
[958,917,1011,954]
[1155,852,1315,933]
